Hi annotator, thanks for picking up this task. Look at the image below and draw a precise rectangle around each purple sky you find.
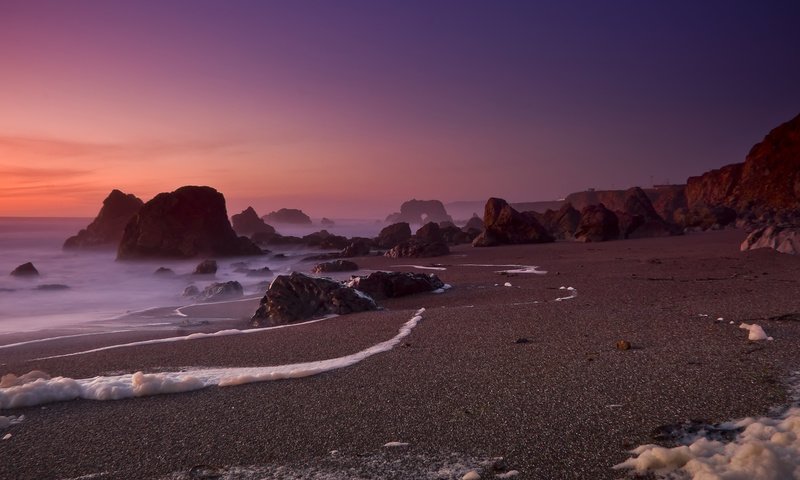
[1,0,799,217]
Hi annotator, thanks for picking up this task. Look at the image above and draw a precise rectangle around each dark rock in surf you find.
[193,259,218,275]
[64,190,144,250]
[311,260,360,274]
[154,267,175,275]
[262,208,312,225]
[10,262,39,277]
[196,281,244,301]
[376,223,412,249]
[231,207,276,236]
[346,271,444,300]
[385,240,450,258]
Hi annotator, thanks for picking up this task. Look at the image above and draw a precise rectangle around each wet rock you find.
[64,189,144,249]
[183,285,200,297]
[312,260,359,274]
[193,260,218,275]
[376,222,412,249]
[10,262,38,277]
[117,186,262,259]
[196,281,243,301]
[472,197,554,247]
[347,271,444,300]
[574,204,620,242]
[251,272,377,326]
[385,240,450,258]
[154,267,175,275]
[35,284,69,291]
[340,238,372,257]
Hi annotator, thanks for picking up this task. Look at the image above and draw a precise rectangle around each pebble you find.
[462,470,481,480]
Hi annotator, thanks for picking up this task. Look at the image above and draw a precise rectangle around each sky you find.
[1,0,799,218]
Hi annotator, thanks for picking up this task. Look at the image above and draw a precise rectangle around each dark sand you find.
[1,230,799,479]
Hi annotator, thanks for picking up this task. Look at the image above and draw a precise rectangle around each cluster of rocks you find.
[385,199,453,225]
[64,190,144,249]
[251,271,444,327]
[183,281,244,302]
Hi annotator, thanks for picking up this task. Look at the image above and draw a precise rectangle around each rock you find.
[261,234,304,246]
[63,190,144,249]
[183,285,200,297]
[415,222,444,243]
[154,267,175,275]
[686,113,800,215]
[262,208,312,225]
[35,284,69,291]
[472,198,554,247]
[385,199,453,225]
[346,271,444,300]
[340,238,372,257]
[440,225,472,245]
[463,215,484,231]
[312,260,359,273]
[574,204,620,242]
[565,185,688,223]
[231,207,276,236]
[616,340,632,351]
[385,240,450,258]
[538,203,581,240]
[740,225,800,255]
[196,281,243,301]
[674,205,737,230]
[251,272,378,326]
[303,231,349,250]
[10,262,38,277]
[117,186,262,259]
[376,222,412,249]
[320,217,335,227]
[244,267,273,277]
[193,259,218,275]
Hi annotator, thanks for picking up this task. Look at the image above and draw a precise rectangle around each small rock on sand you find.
[462,470,481,480]
[616,340,632,351]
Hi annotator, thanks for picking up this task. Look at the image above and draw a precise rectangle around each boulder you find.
[686,113,800,215]
[262,208,312,225]
[117,186,262,259]
[463,215,484,231]
[10,262,38,277]
[440,225,472,245]
[415,222,444,243]
[311,260,360,273]
[196,281,244,301]
[346,271,444,300]
[574,204,620,242]
[154,267,175,275]
[619,187,680,238]
[182,285,200,297]
[303,231,349,250]
[385,239,449,258]
[538,203,581,240]
[193,259,218,275]
[564,186,688,223]
[472,198,554,247]
[231,207,276,236]
[376,222,412,248]
[340,238,372,257]
[64,190,144,249]
[320,217,335,227]
[385,199,453,225]
[740,225,800,255]
[251,273,378,326]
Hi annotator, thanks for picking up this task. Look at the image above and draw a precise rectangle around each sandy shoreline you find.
[1,229,799,479]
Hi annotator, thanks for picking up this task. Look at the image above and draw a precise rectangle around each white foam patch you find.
[173,295,260,317]
[1,309,425,409]
[554,286,577,302]
[391,264,447,271]
[739,323,773,341]
[383,441,410,448]
[457,264,547,275]
[0,414,24,429]
[614,407,800,479]
[432,284,453,294]
[0,330,133,350]
[503,282,512,287]
[34,315,340,361]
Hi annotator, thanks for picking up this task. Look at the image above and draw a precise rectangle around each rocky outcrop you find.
[320,217,335,227]
[574,204,620,242]
[415,222,444,243]
[463,215,484,231]
[10,262,39,277]
[193,259,218,275]
[565,186,687,224]
[341,239,372,257]
[262,208,312,225]
[302,231,349,250]
[472,198,554,247]
[619,187,680,239]
[687,113,800,215]
[117,186,262,259]
[385,240,449,258]
[231,207,276,236]
[740,225,800,255]
[196,281,244,301]
[346,271,444,300]
[386,199,453,225]
[537,203,581,240]
[311,260,359,273]
[376,223,412,249]
[440,225,472,245]
[673,205,737,230]
[251,273,378,326]
[64,190,143,249]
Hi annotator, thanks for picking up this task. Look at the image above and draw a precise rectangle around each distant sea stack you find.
[231,207,276,236]
[262,208,312,225]
[386,199,453,225]
[686,112,800,216]
[64,190,143,249]
[117,186,262,259]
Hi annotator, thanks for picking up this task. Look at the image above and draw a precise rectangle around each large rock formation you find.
[376,222,412,249]
[117,186,262,259]
[10,262,39,277]
[740,225,800,255]
[231,207,276,236]
[64,190,143,249]
[574,204,620,242]
[262,208,312,225]
[386,199,453,225]
[536,203,581,240]
[619,187,680,238]
[251,273,378,326]
[687,113,800,215]
[195,281,244,301]
[346,271,445,300]
[472,198,554,247]
[565,186,687,224]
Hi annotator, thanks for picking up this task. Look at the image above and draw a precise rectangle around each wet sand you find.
[1,229,799,479]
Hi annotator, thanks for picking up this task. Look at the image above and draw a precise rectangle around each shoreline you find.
[1,229,799,479]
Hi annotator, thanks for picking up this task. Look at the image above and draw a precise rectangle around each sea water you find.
[0,217,381,336]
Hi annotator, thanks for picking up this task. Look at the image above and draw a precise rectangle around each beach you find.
[1,229,799,479]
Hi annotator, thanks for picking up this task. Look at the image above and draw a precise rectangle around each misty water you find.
[0,217,382,338]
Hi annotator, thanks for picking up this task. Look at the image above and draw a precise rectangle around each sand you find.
[1,229,799,479]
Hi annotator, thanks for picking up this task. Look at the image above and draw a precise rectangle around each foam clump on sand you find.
[554,286,577,301]
[1,309,426,409]
[0,414,24,429]
[383,441,409,448]
[614,407,800,479]
[739,323,774,341]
